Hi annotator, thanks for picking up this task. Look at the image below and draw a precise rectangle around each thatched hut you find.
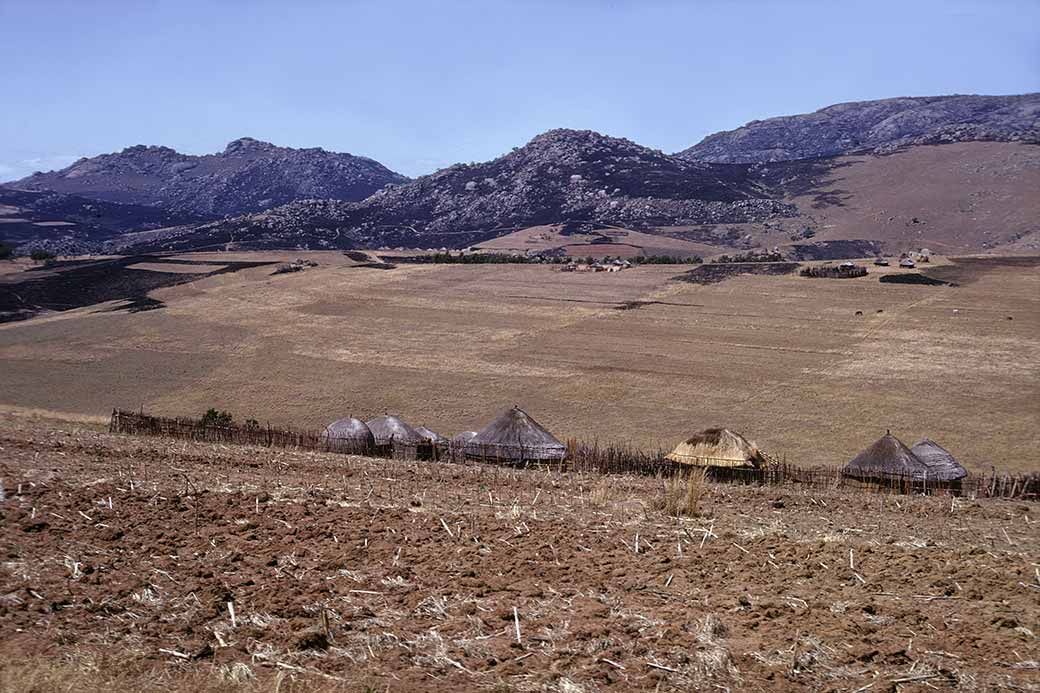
[449,430,478,462]
[451,430,478,446]
[320,417,375,454]
[843,432,929,481]
[366,415,423,445]
[415,425,448,460]
[466,407,566,463]
[910,438,967,482]
[365,415,425,458]
[665,428,766,469]
[415,426,448,446]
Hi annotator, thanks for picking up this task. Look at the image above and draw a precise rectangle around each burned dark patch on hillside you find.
[672,262,799,285]
[921,256,1040,286]
[0,255,275,323]
[789,240,883,260]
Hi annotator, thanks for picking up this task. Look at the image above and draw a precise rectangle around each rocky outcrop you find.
[121,129,796,252]
[679,94,1040,163]
[5,137,408,217]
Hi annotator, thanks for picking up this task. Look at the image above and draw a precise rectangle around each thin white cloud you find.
[0,154,81,183]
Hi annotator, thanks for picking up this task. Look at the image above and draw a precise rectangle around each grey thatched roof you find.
[415,426,448,445]
[911,439,967,481]
[466,407,566,461]
[843,433,930,480]
[321,418,375,452]
[451,431,478,445]
[365,415,424,445]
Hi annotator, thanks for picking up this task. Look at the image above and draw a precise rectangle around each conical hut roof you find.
[665,428,765,468]
[321,418,375,452]
[365,415,424,445]
[843,432,929,480]
[451,431,478,445]
[415,426,448,445]
[466,407,566,461]
[910,438,967,481]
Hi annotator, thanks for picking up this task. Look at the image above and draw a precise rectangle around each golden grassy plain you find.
[0,253,1036,474]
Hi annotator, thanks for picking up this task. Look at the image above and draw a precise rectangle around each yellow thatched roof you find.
[665,428,765,468]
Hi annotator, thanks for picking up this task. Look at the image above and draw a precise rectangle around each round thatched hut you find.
[910,439,967,482]
[665,428,765,469]
[321,417,375,454]
[451,431,478,446]
[843,432,929,481]
[365,415,423,446]
[415,425,448,460]
[466,407,566,463]
[365,415,425,458]
[415,426,448,446]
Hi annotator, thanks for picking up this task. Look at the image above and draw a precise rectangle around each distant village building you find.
[899,257,916,268]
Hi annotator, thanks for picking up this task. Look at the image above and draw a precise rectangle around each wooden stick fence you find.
[109,410,1038,501]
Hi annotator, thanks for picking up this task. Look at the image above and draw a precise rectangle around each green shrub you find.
[200,408,233,427]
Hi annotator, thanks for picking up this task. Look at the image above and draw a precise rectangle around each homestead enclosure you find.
[0,252,1037,473]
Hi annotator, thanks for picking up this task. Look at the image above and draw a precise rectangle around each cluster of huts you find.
[321,408,967,488]
[560,258,632,273]
[321,406,568,462]
[843,431,967,484]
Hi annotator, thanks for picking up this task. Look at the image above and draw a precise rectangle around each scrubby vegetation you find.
[652,467,708,517]
[200,408,233,427]
[713,251,785,263]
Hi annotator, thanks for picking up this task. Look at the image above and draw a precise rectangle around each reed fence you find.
[109,410,1038,501]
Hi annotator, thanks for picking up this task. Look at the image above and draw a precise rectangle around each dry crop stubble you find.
[1,413,1037,691]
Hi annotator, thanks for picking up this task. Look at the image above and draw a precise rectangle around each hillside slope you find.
[749,141,1040,254]
[680,93,1039,163]
[5,137,408,217]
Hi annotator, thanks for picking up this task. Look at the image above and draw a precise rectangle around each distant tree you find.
[29,249,56,263]
[0,242,13,260]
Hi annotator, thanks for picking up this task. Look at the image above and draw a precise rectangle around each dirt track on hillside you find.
[1,415,1037,691]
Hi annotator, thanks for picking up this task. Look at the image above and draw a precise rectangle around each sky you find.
[0,0,1037,180]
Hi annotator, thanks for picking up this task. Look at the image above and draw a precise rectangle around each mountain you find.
[679,94,1040,163]
[5,137,408,217]
[114,129,797,253]
[0,188,204,255]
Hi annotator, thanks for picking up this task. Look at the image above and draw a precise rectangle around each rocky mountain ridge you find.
[679,93,1039,163]
[5,137,408,217]
[119,129,797,252]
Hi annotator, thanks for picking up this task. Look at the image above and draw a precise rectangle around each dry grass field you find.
[0,252,1037,474]
[0,413,1038,692]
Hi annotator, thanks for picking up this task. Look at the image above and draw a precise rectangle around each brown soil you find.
[0,413,1036,691]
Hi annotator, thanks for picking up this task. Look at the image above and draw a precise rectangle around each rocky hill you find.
[117,129,796,252]
[5,138,408,217]
[679,94,1040,163]
[0,188,203,255]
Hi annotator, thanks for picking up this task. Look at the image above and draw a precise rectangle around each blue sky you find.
[1,0,1037,180]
